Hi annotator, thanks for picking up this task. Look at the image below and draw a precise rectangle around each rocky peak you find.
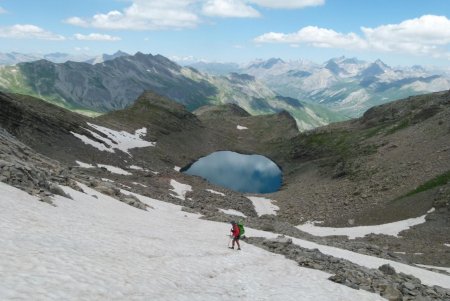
[325,60,344,75]
[133,91,187,112]
[228,72,255,83]
[194,103,251,118]
[249,58,285,69]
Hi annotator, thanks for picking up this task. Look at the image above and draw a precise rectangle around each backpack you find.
[237,222,245,238]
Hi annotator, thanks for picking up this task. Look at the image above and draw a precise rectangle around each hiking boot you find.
[237,248,241,250]
[228,247,234,249]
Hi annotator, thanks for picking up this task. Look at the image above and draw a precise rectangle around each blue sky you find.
[0,0,449,66]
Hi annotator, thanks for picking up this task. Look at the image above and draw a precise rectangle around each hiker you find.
[229,221,241,250]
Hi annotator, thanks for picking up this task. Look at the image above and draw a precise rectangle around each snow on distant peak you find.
[246,196,279,216]
[296,208,435,239]
[169,179,192,200]
[237,125,248,130]
[174,166,181,172]
[71,123,155,156]
[98,164,132,175]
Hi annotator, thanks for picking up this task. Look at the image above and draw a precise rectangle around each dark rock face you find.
[0,127,72,204]
[17,53,218,112]
[0,92,88,160]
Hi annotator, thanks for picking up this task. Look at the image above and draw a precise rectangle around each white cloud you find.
[0,24,65,40]
[66,0,200,30]
[254,26,368,50]
[202,0,260,18]
[65,17,89,27]
[66,0,321,30]
[74,33,121,41]
[254,15,450,58]
[249,0,324,9]
[362,15,450,56]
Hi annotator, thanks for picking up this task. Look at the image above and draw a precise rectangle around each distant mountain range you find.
[0,52,342,130]
[189,57,450,117]
[3,51,448,120]
[0,51,131,66]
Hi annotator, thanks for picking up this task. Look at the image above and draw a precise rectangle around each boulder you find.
[379,264,396,275]
[381,285,402,301]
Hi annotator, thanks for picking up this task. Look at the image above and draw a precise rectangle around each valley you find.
[0,56,449,301]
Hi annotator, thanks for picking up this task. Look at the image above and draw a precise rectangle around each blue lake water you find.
[182,151,282,194]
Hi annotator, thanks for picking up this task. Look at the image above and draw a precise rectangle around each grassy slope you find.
[0,66,102,117]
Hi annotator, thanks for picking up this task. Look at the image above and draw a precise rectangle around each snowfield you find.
[0,182,388,301]
[296,208,434,239]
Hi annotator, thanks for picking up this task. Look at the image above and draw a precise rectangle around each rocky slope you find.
[0,89,449,272]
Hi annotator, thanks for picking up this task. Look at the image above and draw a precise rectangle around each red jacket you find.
[231,224,240,238]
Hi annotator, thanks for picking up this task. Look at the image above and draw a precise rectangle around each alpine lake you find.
[182,151,282,194]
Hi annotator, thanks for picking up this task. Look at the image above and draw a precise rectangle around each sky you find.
[0,0,449,67]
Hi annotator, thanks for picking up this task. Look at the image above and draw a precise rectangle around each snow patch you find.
[174,166,181,172]
[237,125,248,130]
[219,209,247,217]
[101,178,115,183]
[415,264,450,274]
[71,131,114,153]
[296,208,434,239]
[246,196,279,216]
[71,123,155,156]
[169,179,192,200]
[98,164,132,176]
[128,165,144,170]
[134,127,147,138]
[206,189,225,196]
[132,182,148,188]
[75,160,95,168]
[445,244,450,248]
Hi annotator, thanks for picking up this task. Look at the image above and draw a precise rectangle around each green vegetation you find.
[405,170,450,197]
[385,119,411,135]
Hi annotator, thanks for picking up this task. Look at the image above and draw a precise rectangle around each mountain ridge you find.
[0,52,343,130]
[191,56,450,117]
